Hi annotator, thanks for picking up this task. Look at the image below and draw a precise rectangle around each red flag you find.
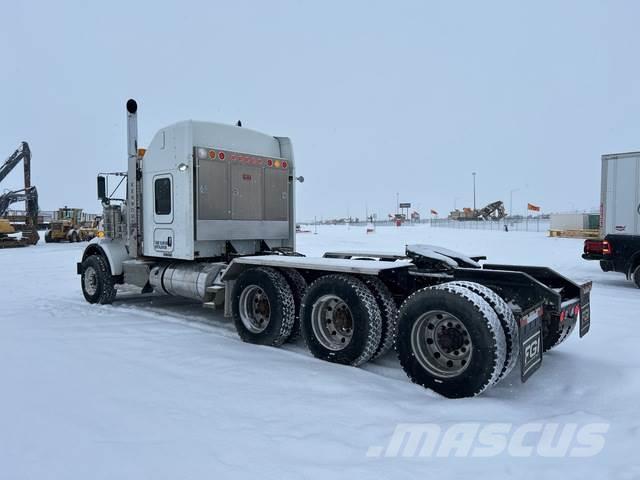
[430,209,438,215]
[527,203,541,212]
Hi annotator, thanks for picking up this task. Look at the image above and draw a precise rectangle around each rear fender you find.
[452,267,561,312]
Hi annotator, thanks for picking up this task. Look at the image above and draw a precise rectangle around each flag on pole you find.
[430,209,438,215]
[527,203,541,212]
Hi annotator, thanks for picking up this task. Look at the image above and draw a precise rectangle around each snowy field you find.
[1,224,638,479]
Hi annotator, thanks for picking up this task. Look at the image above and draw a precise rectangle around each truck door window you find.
[154,178,172,215]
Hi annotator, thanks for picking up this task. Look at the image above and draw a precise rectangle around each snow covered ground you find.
[1,224,638,479]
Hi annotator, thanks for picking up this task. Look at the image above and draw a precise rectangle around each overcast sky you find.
[2,0,639,220]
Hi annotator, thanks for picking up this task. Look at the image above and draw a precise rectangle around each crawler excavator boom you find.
[0,142,39,248]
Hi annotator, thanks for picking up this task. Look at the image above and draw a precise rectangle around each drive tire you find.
[232,267,295,347]
[397,285,506,399]
[280,268,308,343]
[542,312,572,352]
[363,276,399,360]
[440,281,519,382]
[80,254,117,304]
[301,274,382,367]
[44,230,52,243]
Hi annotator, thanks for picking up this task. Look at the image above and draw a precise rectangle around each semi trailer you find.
[77,100,592,398]
[583,151,640,288]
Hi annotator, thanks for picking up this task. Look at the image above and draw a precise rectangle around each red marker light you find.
[267,159,273,167]
[574,305,581,316]
[560,311,566,322]
[282,161,288,168]
[218,152,225,160]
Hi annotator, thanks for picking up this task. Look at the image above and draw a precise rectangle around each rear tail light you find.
[584,239,612,255]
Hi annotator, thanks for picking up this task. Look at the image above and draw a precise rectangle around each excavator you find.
[449,201,507,221]
[0,142,40,248]
[474,200,507,220]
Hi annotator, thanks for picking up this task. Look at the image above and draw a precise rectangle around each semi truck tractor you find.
[583,151,640,288]
[77,100,592,398]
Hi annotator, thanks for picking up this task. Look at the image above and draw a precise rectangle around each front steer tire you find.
[301,274,382,367]
[232,267,295,347]
[397,285,506,399]
[80,254,117,304]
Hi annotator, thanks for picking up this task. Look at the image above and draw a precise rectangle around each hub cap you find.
[411,310,472,378]
[311,295,354,351]
[239,285,271,333]
[83,266,98,296]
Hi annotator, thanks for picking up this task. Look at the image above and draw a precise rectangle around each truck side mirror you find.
[97,176,106,200]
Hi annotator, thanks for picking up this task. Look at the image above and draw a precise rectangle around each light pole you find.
[509,188,519,217]
[472,172,477,211]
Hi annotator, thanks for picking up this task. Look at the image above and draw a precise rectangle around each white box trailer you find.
[583,152,640,287]
[601,152,640,236]
[550,213,590,231]
[77,99,593,399]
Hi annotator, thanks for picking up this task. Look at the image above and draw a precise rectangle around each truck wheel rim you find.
[411,310,472,378]
[311,294,354,351]
[239,285,271,333]
[83,267,98,296]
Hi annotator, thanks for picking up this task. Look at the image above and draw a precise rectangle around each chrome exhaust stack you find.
[126,99,138,159]
[126,99,141,257]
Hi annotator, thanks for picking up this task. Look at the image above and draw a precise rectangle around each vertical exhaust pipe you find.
[126,99,138,158]
[126,99,140,257]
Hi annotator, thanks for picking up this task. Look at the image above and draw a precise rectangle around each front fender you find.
[81,237,129,276]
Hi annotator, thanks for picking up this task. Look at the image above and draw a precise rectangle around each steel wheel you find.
[410,310,473,378]
[311,294,354,351]
[83,266,98,296]
[239,285,271,333]
[232,267,295,346]
[80,254,117,304]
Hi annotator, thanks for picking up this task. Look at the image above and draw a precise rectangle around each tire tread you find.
[302,274,382,366]
[442,281,519,382]
[363,276,398,360]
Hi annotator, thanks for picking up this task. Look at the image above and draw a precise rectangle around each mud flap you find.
[579,282,592,338]
[519,305,544,382]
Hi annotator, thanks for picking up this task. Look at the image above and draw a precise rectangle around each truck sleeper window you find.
[154,178,172,215]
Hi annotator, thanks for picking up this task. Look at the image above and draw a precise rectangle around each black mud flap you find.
[519,305,544,383]
[579,282,592,338]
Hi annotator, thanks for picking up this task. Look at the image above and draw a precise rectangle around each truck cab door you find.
[152,174,174,253]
